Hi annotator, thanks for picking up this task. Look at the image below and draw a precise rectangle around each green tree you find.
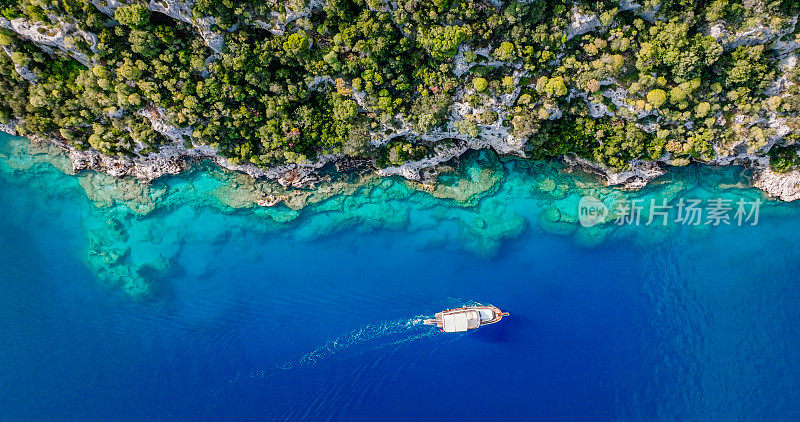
[647,89,667,108]
[0,30,13,46]
[473,77,488,92]
[669,86,687,104]
[493,42,515,61]
[726,45,769,88]
[543,76,568,97]
[333,98,358,121]
[417,25,470,60]
[283,31,310,55]
[695,102,711,118]
[455,119,479,137]
[114,3,150,28]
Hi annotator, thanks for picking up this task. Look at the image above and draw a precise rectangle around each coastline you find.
[3,123,799,205]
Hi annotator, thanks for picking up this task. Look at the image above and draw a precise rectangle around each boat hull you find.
[424,305,509,332]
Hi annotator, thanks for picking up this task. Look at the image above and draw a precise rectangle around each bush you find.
[114,3,150,28]
[380,140,428,166]
[283,31,310,55]
[455,119,479,137]
[542,76,567,97]
[646,89,667,108]
[769,144,800,173]
[333,98,358,121]
[0,30,13,46]
[417,25,470,60]
[493,42,515,61]
[695,102,711,118]
[473,77,488,92]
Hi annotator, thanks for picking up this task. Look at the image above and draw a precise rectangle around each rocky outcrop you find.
[618,0,659,22]
[0,16,97,67]
[91,0,225,53]
[258,0,326,36]
[147,0,225,54]
[0,121,18,135]
[709,18,797,52]
[753,167,800,201]
[563,155,666,189]
[136,107,193,145]
[2,45,39,82]
[566,7,601,41]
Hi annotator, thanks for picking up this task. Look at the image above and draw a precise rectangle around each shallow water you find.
[2,132,800,420]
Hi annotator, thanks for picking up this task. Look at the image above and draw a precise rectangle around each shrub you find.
[646,89,667,108]
[493,42,515,61]
[473,77,488,92]
[417,25,470,60]
[695,102,711,118]
[114,3,150,28]
[283,31,310,55]
[455,119,479,137]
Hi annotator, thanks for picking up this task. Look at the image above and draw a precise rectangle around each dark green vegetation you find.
[0,0,798,172]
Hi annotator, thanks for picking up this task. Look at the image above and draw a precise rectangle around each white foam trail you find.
[238,311,467,382]
[295,315,431,367]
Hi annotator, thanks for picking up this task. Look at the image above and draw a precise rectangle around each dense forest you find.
[0,0,798,173]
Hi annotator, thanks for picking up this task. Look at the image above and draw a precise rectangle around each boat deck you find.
[424,305,508,332]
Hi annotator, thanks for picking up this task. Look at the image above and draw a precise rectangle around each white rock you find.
[0,120,18,136]
[0,17,95,67]
[754,167,800,201]
[566,7,600,41]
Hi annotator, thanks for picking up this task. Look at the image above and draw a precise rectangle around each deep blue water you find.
[3,134,800,420]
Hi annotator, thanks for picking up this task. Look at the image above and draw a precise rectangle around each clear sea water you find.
[2,132,800,421]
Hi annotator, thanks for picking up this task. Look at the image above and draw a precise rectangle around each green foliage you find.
[0,30,13,46]
[379,140,428,166]
[333,97,359,121]
[726,45,770,89]
[410,93,451,133]
[769,144,800,173]
[646,89,667,108]
[527,118,595,159]
[636,20,722,83]
[417,25,469,60]
[541,76,567,97]
[473,77,488,92]
[455,119,479,137]
[695,102,711,118]
[669,86,687,104]
[283,31,310,55]
[1,7,21,20]
[0,0,793,173]
[114,3,150,28]
[590,120,662,168]
[493,42,515,61]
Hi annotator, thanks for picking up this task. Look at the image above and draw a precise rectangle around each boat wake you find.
[292,315,435,367]
[237,315,438,383]
[231,306,478,384]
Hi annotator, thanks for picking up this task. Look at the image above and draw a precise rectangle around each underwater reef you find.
[0,132,782,298]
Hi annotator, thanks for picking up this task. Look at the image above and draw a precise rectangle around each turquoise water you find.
[2,131,800,420]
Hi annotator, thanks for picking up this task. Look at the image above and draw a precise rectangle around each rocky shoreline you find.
[3,122,800,203]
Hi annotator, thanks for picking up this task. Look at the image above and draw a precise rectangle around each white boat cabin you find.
[441,310,481,332]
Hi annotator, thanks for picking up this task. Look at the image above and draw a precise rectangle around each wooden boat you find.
[424,305,509,333]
